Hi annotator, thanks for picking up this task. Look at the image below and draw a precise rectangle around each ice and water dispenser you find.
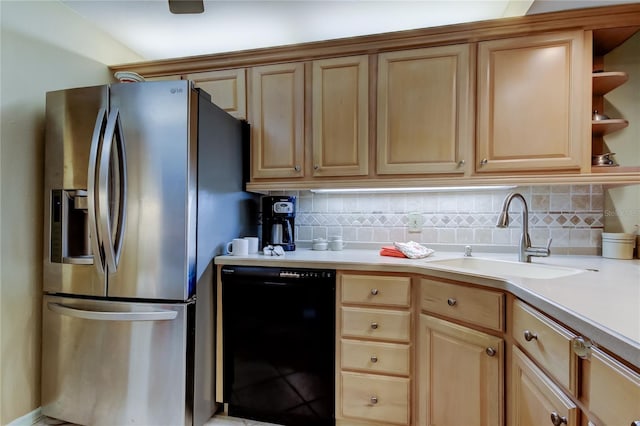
[50,189,94,265]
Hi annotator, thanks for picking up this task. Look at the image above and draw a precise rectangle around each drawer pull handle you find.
[370,396,378,405]
[370,355,378,363]
[550,412,567,426]
[371,288,379,296]
[370,322,379,330]
[524,330,538,342]
[447,298,457,306]
[485,347,496,357]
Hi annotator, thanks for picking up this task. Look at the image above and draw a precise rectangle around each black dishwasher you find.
[221,266,336,426]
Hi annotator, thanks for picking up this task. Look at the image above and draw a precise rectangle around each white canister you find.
[601,232,636,260]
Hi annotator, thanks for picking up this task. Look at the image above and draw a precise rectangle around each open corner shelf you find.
[592,119,629,136]
[592,71,629,95]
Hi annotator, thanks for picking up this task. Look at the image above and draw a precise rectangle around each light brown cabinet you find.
[249,62,305,179]
[510,345,579,426]
[186,69,247,119]
[509,298,640,426]
[581,347,640,425]
[417,278,505,426]
[117,6,640,189]
[476,30,588,173]
[337,273,412,426]
[376,45,472,175]
[417,314,504,426]
[312,55,369,177]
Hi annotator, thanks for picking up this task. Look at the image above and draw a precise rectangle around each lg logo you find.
[170,87,184,94]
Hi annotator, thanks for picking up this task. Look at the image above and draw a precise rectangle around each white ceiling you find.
[59,0,638,61]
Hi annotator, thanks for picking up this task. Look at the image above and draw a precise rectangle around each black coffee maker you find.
[262,196,296,251]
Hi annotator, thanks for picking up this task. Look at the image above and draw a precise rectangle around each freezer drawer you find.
[41,295,191,426]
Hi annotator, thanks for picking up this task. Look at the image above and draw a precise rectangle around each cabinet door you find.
[417,314,503,426]
[377,44,472,175]
[510,346,578,426]
[312,55,369,177]
[585,347,640,426]
[476,30,587,173]
[186,69,246,119]
[249,63,305,179]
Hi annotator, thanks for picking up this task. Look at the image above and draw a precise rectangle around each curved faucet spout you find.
[497,192,550,263]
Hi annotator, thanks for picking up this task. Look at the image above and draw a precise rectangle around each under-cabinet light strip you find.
[309,185,516,194]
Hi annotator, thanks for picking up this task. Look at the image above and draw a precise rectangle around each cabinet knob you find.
[371,288,379,296]
[447,298,457,306]
[550,412,568,426]
[294,165,301,172]
[458,159,466,167]
[370,322,379,330]
[314,164,319,170]
[370,396,378,405]
[571,336,593,359]
[480,158,488,166]
[370,355,378,363]
[524,330,538,342]
[486,347,497,357]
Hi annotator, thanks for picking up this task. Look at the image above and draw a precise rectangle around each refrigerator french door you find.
[42,81,253,425]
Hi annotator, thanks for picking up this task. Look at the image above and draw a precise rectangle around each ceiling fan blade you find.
[168,0,204,14]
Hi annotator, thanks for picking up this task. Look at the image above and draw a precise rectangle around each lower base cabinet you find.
[583,347,640,425]
[417,314,504,426]
[510,345,578,426]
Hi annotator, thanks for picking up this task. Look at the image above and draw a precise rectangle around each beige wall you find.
[0,1,142,423]
[603,31,640,236]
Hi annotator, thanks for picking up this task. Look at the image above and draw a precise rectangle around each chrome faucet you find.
[496,192,552,263]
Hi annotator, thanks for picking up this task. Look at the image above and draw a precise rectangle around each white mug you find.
[244,236,259,254]
[329,239,345,251]
[226,238,249,256]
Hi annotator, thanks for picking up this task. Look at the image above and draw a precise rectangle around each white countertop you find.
[215,249,640,368]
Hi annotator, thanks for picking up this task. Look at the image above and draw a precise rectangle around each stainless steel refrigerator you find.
[41,80,257,426]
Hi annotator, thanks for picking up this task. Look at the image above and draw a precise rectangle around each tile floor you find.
[39,414,280,426]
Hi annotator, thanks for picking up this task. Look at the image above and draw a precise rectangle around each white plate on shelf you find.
[114,71,145,82]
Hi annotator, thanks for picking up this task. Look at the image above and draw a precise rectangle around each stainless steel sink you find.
[427,257,584,279]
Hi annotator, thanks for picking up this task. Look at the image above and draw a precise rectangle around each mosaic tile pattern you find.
[270,185,604,253]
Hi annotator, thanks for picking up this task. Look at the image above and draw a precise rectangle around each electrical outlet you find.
[407,212,423,233]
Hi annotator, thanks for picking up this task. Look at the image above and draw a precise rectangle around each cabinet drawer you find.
[586,348,640,426]
[341,339,410,376]
[420,278,504,331]
[341,372,410,425]
[342,307,411,343]
[342,274,411,307]
[512,299,576,392]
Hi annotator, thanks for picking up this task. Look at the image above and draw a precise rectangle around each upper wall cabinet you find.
[118,5,640,189]
[312,55,369,177]
[249,63,305,179]
[476,30,588,173]
[187,69,247,119]
[377,44,473,175]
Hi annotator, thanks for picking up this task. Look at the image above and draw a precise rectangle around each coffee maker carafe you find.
[262,196,296,251]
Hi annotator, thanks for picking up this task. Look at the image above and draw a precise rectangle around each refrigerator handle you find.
[99,109,127,273]
[47,302,178,321]
[87,108,107,274]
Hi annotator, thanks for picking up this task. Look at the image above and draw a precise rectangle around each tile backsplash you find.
[271,185,604,254]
